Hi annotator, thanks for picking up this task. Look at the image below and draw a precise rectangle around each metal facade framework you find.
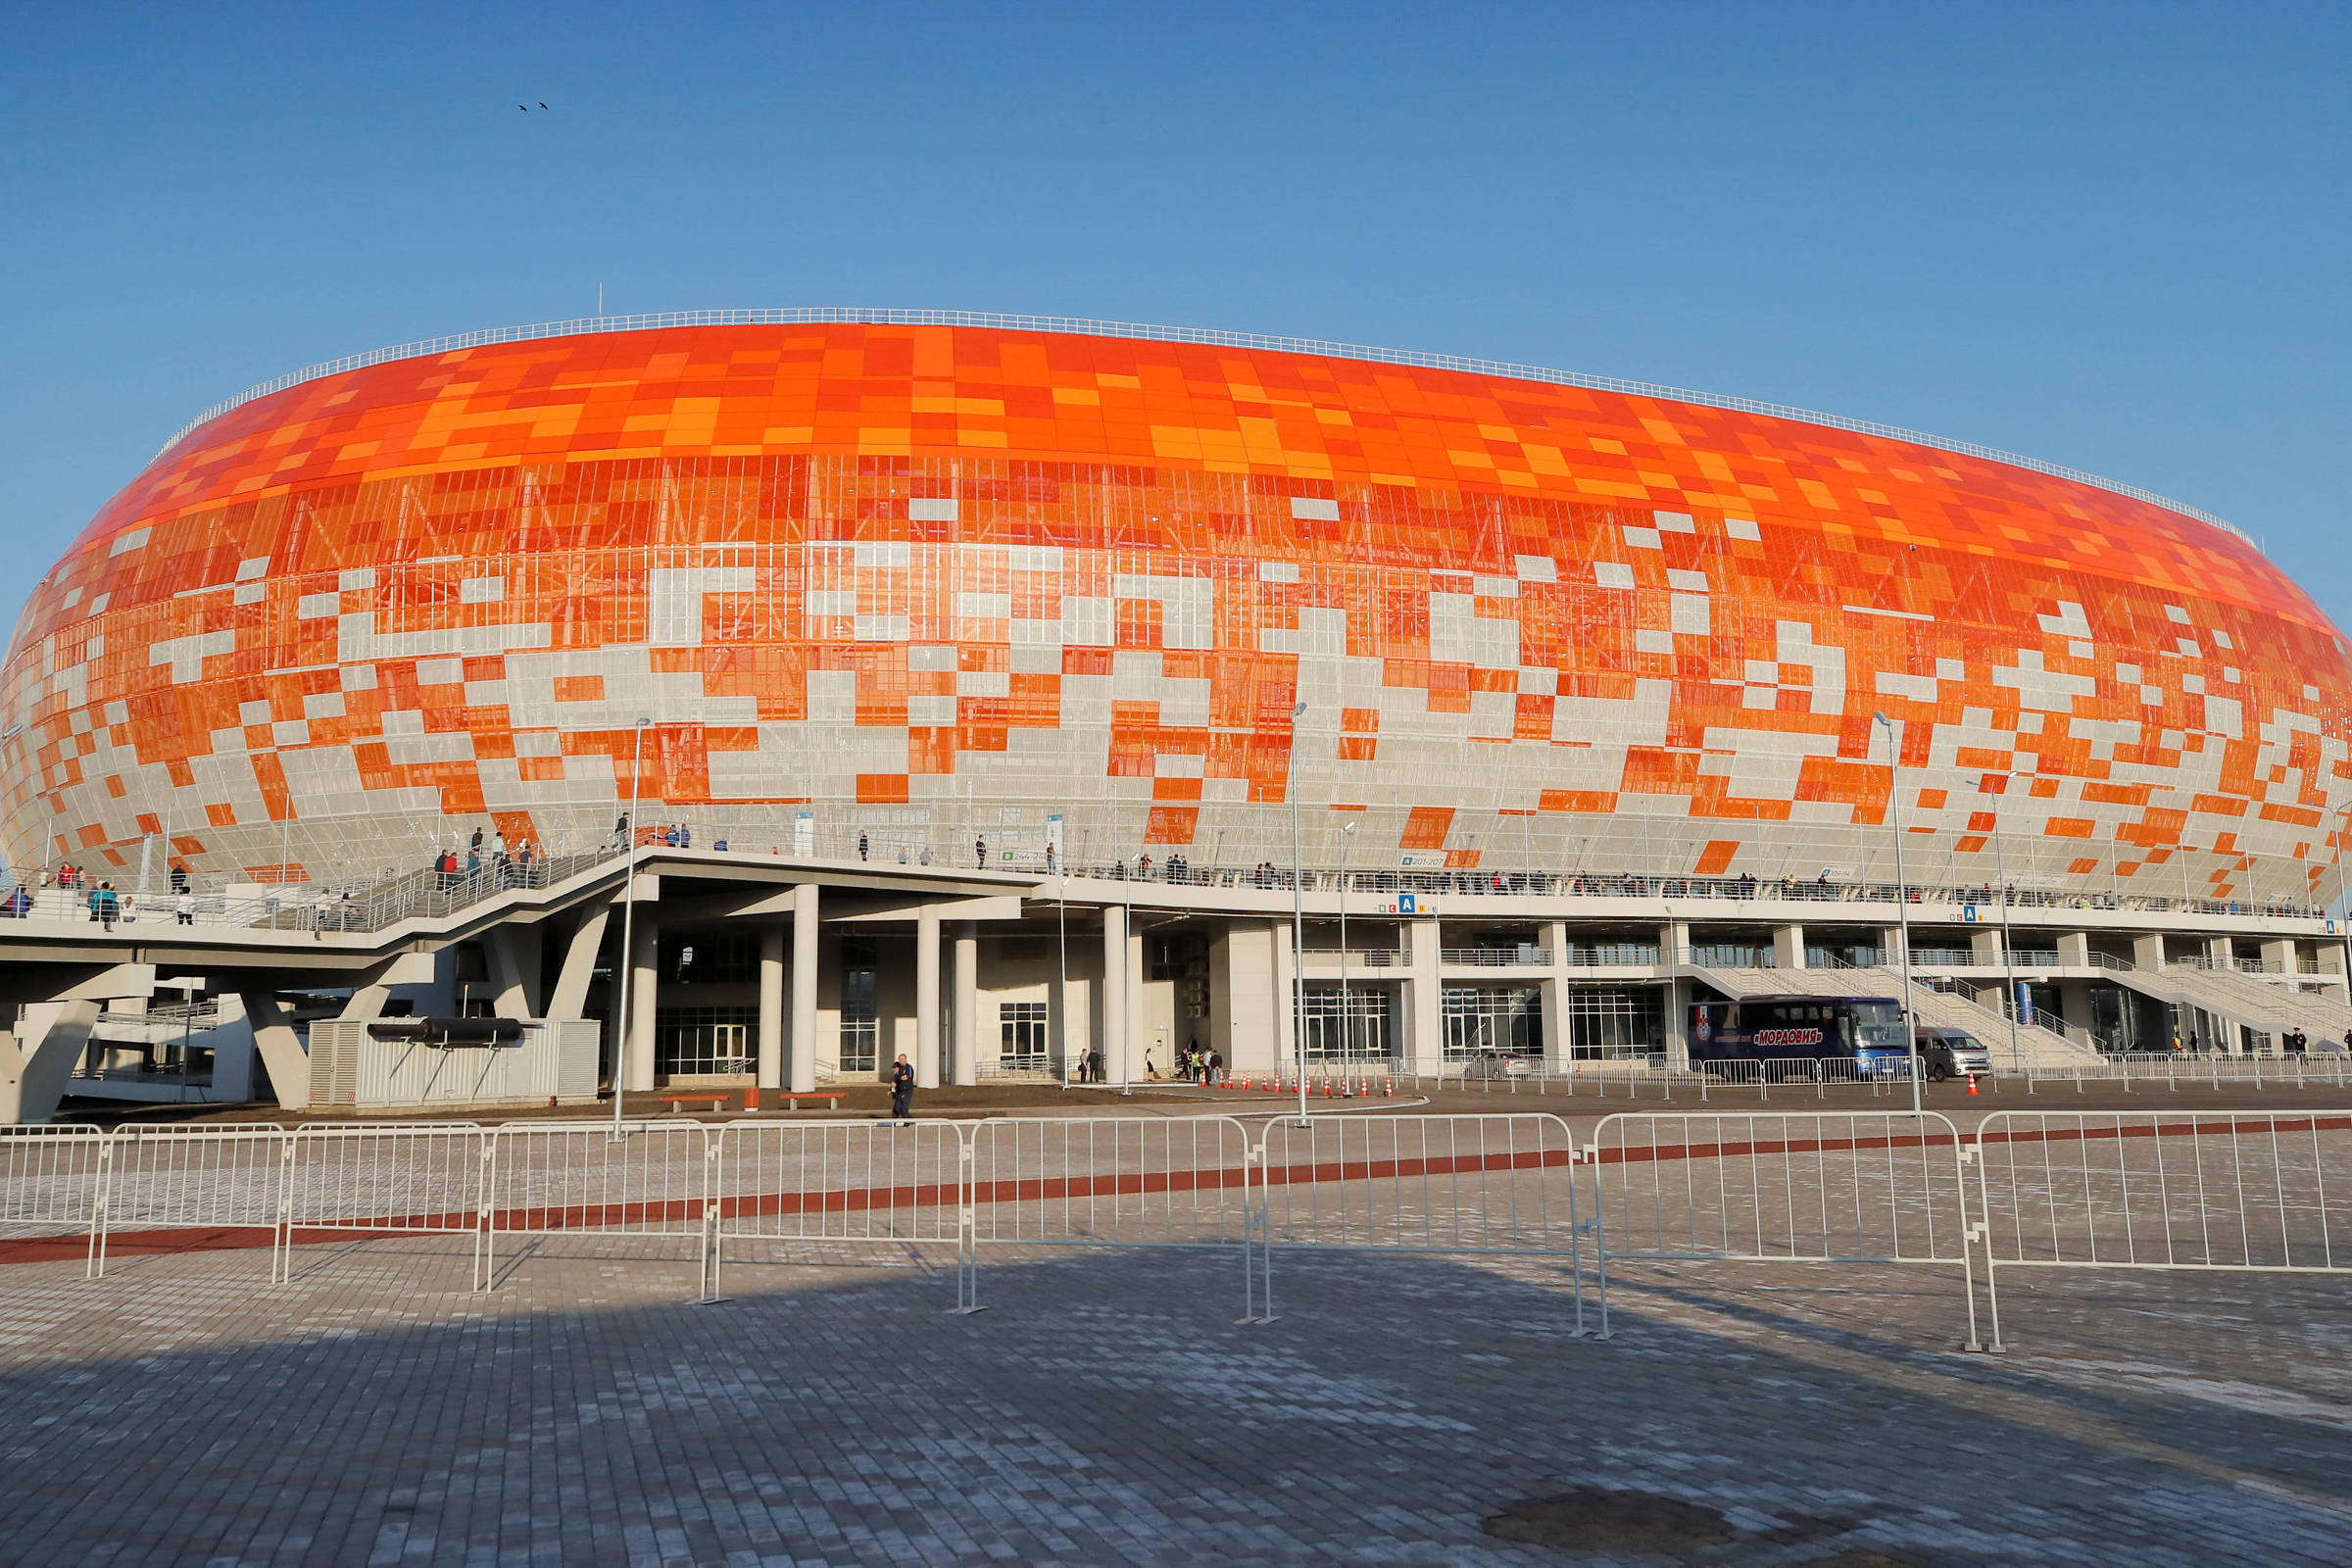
[3,320,2343,910]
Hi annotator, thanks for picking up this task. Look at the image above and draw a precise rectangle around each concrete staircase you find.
[1682,961,2100,1071]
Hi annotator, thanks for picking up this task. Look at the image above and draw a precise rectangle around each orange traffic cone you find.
[1967,1072,1980,1096]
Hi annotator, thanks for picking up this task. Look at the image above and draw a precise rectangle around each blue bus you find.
[1689,994,1914,1077]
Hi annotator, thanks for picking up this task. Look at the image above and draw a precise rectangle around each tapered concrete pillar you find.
[627,916,659,1091]
[1101,904,1127,1083]
[0,1001,101,1125]
[238,990,312,1110]
[953,923,978,1086]
[546,903,612,1020]
[757,922,785,1089]
[915,906,942,1089]
[1775,924,1807,970]
[790,883,818,1093]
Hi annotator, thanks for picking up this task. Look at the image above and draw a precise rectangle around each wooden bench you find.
[755,1088,850,1111]
[652,1089,854,1114]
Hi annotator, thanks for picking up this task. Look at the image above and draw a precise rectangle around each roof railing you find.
[149,308,2256,552]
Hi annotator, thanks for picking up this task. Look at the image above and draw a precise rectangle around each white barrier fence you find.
[280,1124,487,1287]
[29,1108,2352,1349]
[489,1120,713,1298]
[1587,1111,1982,1349]
[712,1120,966,1305]
[1972,1109,2352,1348]
[967,1116,1261,1319]
[1256,1112,1589,1330]
[0,1127,105,1256]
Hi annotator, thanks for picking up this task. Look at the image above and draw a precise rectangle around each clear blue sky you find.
[2,2,2344,635]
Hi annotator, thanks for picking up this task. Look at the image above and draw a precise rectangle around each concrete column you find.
[546,903,612,1020]
[2260,937,2295,975]
[790,883,818,1094]
[1058,923,1091,1076]
[953,923,979,1086]
[757,922,785,1089]
[1660,976,1689,1068]
[484,925,542,1017]
[2132,932,2166,971]
[238,990,312,1110]
[2056,931,2090,968]
[1881,926,1906,970]
[915,906,941,1089]
[1969,927,2003,966]
[1661,920,1690,965]
[1774,923,1807,970]
[1541,919,1570,1068]
[1406,916,1442,1069]
[1100,904,1127,1083]
[1208,921,1269,1072]
[2205,935,2234,967]
[0,1001,101,1125]
[1126,922,1147,1083]
[627,915,659,1091]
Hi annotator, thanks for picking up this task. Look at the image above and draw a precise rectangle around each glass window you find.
[1442,986,1541,1059]
[1000,1001,1048,1064]
[839,963,877,1074]
[656,1005,756,1075]
[1564,989,1662,1060]
[1300,986,1391,1059]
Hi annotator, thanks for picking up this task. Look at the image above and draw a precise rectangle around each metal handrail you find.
[148,308,2256,550]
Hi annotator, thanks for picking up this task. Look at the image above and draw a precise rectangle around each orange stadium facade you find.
[5,313,2347,904]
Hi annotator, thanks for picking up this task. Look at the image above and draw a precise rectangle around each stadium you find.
[0,310,2347,1119]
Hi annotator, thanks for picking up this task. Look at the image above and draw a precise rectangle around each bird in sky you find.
[540,102,549,109]
[517,104,527,111]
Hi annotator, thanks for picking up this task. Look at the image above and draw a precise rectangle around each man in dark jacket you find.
[890,1054,915,1121]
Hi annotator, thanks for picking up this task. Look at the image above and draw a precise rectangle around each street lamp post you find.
[612,717,650,1137]
[1338,819,1356,1076]
[1874,711,1925,1117]
[1292,699,1307,1124]
[1992,825,2024,1072]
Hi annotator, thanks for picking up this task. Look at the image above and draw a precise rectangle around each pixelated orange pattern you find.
[3,323,2345,895]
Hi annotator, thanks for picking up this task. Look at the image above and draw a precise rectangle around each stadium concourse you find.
[0,313,2348,1123]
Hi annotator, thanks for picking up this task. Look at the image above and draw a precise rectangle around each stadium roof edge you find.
[150,308,2258,554]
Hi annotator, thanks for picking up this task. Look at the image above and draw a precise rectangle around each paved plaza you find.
[0,1213,2347,1564]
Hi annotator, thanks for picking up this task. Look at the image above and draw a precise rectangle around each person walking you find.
[175,889,195,925]
[1085,1045,1104,1084]
[92,881,120,933]
[889,1053,916,1121]
[975,835,987,868]
[858,831,869,862]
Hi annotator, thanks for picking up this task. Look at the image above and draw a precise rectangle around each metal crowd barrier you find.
[0,1127,105,1256]
[1587,1111,1981,1349]
[279,1123,487,1287]
[710,1119,966,1305]
[1971,1109,2352,1348]
[486,1120,714,1298]
[1255,1112,1588,1331]
[90,1126,288,1278]
[966,1116,1261,1319]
